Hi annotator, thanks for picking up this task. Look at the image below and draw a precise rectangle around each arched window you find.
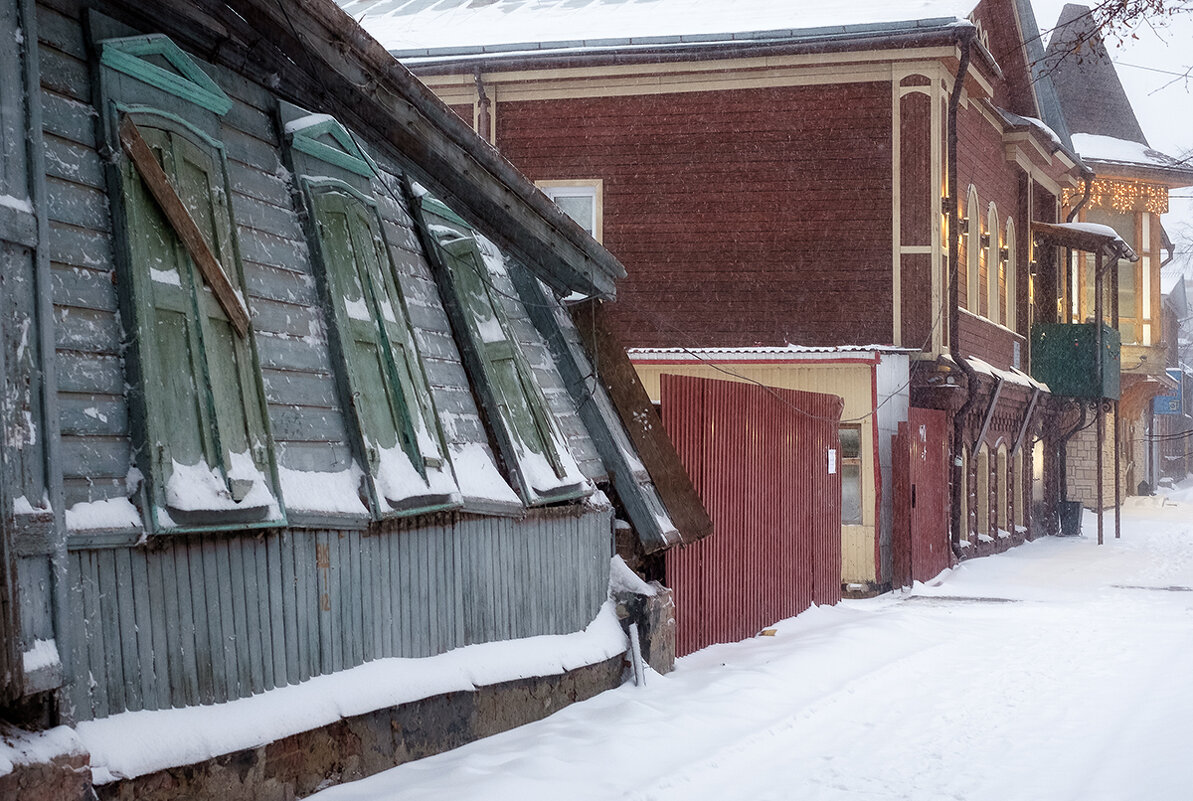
[1014,447,1026,529]
[1005,218,1017,331]
[966,185,980,313]
[976,446,990,538]
[987,202,1000,324]
[960,445,970,544]
[997,444,1009,535]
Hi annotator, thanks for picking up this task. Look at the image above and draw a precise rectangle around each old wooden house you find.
[346,0,1103,592]
[0,0,708,795]
[1044,2,1193,506]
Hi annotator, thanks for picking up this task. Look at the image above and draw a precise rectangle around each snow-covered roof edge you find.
[994,105,1085,170]
[630,345,918,361]
[391,16,975,65]
[1071,133,1193,185]
[965,356,1050,393]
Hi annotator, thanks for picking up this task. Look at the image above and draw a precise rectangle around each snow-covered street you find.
[314,489,1193,801]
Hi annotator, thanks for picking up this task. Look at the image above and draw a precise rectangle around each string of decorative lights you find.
[1061,179,1169,215]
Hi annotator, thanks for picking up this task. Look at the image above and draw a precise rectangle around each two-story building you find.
[348,0,1095,591]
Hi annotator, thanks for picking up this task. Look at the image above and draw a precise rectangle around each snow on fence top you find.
[339,0,978,59]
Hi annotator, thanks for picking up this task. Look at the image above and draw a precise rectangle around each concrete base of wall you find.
[841,581,891,599]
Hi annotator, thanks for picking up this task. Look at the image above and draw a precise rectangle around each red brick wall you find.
[495,83,894,348]
[956,96,1026,366]
[972,0,1037,116]
[958,309,1026,369]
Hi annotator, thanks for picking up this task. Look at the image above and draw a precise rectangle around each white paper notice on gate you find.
[827,448,837,475]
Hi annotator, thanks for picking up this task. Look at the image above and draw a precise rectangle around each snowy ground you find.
[313,487,1193,801]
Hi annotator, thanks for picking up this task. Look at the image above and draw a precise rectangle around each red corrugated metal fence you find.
[661,375,844,657]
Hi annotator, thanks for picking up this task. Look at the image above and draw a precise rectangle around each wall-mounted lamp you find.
[980,232,991,248]
[1000,245,1010,262]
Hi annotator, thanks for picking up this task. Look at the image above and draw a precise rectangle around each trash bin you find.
[1058,500,1083,537]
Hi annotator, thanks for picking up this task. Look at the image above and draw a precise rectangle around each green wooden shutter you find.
[428,223,590,505]
[310,187,458,516]
[121,124,281,531]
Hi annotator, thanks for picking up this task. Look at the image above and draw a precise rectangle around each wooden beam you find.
[571,300,713,546]
[974,374,1004,451]
[119,115,251,337]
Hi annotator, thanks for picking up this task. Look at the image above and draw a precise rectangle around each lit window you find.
[1081,208,1139,343]
[1005,218,1017,331]
[966,185,980,313]
[987,202,1000,324]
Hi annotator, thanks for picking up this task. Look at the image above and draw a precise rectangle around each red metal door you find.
[892,407,950,587]
[661,375,843,657]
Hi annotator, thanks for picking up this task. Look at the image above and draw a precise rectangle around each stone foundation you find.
[6,653,624,801]
[95,654,623,801]
[0,725,91,801]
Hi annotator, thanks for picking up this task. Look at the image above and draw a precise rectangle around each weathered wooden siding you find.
[38,0,604,502]
[38,1,132,510]
[494,83,894,349]
[66,509,611,720]
[24,0,619,723]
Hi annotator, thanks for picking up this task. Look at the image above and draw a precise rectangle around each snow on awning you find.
[1031,221,1137,262]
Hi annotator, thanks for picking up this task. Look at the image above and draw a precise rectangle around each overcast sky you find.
[1030,1,1193,286]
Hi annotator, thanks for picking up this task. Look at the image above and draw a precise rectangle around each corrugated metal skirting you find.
[65,510,611,721]
[662,375,843,657]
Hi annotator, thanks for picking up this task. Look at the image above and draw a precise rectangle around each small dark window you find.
[839,425,863,525]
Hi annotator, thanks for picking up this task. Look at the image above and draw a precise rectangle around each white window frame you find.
[987,202,1000,325]
[537,179,603,244]
[966,185,980,313]
[1005,217,1017,331]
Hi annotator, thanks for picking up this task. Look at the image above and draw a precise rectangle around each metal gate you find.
[892,407,950,587]
[661,375,843,657]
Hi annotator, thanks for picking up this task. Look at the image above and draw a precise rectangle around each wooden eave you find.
[89,0,625,298]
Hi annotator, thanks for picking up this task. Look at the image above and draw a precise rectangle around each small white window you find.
[537,180,603,243]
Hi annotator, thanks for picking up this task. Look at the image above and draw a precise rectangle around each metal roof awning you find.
[1031,220,1138,262]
